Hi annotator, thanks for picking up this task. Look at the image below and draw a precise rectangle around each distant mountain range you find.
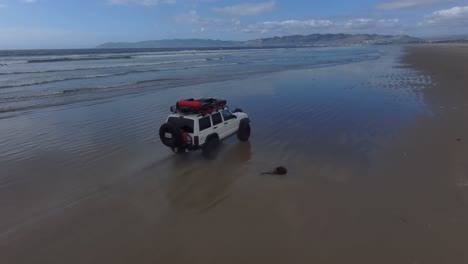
[97,34,423,49]
[423,34,468,42]
[432,39,468,44]
[243,34,422,47]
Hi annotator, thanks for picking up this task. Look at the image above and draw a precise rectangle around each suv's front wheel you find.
[237,119,251,142]
[202,136,220,159]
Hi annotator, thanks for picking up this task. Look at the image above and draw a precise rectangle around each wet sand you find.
[1,46,468,263]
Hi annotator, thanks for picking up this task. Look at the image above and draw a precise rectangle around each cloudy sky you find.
[0,0,467,48]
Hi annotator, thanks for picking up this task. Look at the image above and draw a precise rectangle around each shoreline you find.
[0,46,383,117]
[367,44,468,262]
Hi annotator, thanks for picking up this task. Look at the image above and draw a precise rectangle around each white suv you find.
[159,99,250,158]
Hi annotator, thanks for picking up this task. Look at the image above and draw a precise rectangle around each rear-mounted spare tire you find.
[159,123,183,148]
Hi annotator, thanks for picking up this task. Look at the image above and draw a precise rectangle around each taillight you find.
[181,133,189,144]
[194,136,199,146]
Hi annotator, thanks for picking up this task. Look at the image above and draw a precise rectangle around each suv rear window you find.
[168,117,194,133]
[212,113,222,125]
[199,116,211,131]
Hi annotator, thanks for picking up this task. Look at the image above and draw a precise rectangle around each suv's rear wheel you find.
[237,119,251,142]
[202,136,220,159]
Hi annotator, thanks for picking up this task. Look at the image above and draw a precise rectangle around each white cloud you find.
[243,19,333,33]
[19,0,37,3]
[420,5,468,26]
[107,0,175,6]
[344,18,400,29]
[173,9,241,28]
[192,27,206,33]
[376,0,450,10]
[173,10,224,25]
[213,1,277,16]
[241,18,400,34]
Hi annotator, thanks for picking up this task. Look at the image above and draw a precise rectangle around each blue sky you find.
[0,0,467,49]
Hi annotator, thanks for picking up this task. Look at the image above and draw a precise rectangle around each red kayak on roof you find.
[177,100,203,110]
[174,98,227,115]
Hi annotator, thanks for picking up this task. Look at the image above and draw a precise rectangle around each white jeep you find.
[159,99,250,158]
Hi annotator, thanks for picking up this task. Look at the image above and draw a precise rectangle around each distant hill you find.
[243,34,422,47]
[423,34,468,42]
[97,34,423,49]
[432,39,468,44]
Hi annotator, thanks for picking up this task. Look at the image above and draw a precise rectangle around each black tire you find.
[237,119,251,142]
[159,123,182,148]
[202,136,220,159]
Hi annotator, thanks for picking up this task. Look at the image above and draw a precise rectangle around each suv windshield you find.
[222,110,235,121]
[168,117,194,133]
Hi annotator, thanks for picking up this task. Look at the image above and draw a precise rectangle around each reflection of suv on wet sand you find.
[159,98,251,159]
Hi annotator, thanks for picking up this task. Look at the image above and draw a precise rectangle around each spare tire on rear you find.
[159,123,183,148]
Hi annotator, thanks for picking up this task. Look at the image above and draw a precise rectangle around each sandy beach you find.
[1,45,468,263]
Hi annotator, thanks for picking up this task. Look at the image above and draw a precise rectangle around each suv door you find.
[197,116,213,145]
[221,110,238,137]
[210,112,225,138]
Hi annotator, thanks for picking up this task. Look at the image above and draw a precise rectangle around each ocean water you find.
[0,47,382,115]
[0,45,433,182]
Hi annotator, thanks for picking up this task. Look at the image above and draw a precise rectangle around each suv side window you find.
[221,110,235,121]
[211,113,222,125]
[199,116,211,131]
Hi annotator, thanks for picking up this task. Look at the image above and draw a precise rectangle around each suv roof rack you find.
[170,98,227,116]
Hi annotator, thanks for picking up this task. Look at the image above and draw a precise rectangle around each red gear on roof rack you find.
[172,98,227,115]
[177,100,203,110]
